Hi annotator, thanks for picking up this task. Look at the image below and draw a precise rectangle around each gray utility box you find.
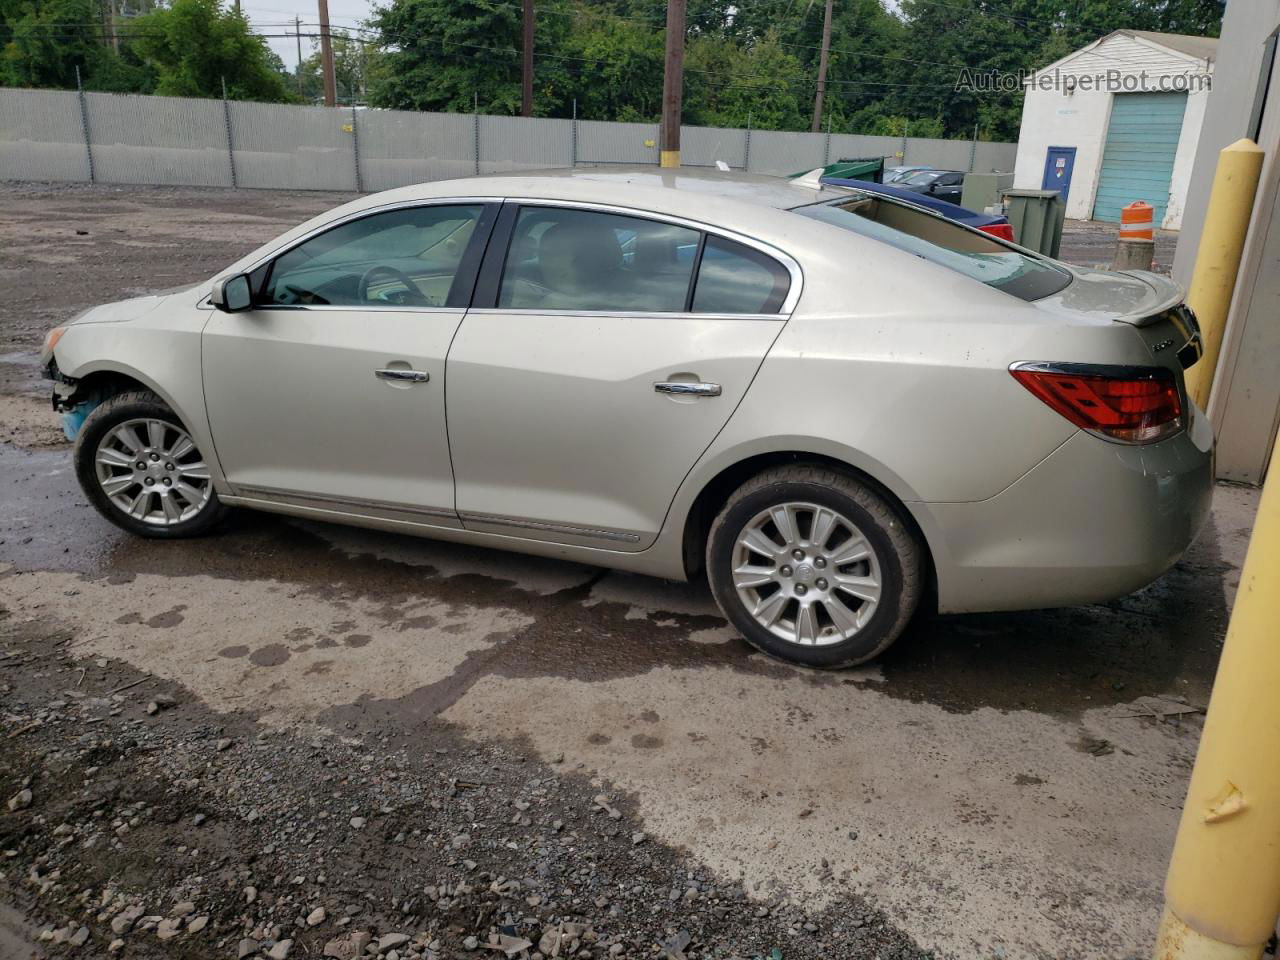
[960,173,1014,215]
[1002,188,1066,258]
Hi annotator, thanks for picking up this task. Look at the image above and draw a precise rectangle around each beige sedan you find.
[42,168,1212,668]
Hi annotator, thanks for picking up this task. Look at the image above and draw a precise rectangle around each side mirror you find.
[927,182,938,193]
[210,274,252,312]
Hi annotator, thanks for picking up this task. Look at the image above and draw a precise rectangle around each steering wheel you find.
[358,265,433,306]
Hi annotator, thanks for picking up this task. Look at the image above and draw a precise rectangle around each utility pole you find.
[295,17,304,97]
[521,0,534,118]
[100,0,116,50]
[660,0,686,168]
[317,0,337,107]
[811,0,833,133]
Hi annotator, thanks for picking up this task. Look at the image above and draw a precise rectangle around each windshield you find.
[902,170,942,185]
[794,195,1072,302]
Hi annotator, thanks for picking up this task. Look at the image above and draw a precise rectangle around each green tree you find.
[0,0,134,89]
[563,3,663,120]
[293,31,379,104]
[685,31,807,130]
[129,0,290,100]
[368,0,571,114]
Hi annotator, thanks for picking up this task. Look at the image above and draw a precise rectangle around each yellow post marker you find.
[660,150,680,168]
[1183,139,1264,411]
[1155,429,1280,960]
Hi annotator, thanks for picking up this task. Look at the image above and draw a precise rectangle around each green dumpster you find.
[1002,188,1066,258]
[788,157,885,183]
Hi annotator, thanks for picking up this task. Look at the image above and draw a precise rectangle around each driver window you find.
[263,204,483,308]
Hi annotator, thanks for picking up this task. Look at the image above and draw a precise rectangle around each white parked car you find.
[42,168,1212,668]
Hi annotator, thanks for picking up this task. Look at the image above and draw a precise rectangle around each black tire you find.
[74,389,228,539]
[706,464,922,669]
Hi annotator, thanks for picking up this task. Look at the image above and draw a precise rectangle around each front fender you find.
[53,317,227,492]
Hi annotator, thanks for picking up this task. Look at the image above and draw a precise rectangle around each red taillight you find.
[1010,364,1182,444]
[979,222,1015,242]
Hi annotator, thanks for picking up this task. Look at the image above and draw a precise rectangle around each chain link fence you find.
[0,87,1017,192]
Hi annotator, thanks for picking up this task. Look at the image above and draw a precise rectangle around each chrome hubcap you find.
[94,418,211,526]
[731,501,882,647]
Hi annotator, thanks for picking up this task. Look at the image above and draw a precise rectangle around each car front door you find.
[202,201,497,524]
[445,202,797,550]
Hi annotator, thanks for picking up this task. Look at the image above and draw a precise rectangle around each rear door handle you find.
[654,381,721,397]
[375,368,429,383]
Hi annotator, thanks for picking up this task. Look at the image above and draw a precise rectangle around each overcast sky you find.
[244,0,373,69]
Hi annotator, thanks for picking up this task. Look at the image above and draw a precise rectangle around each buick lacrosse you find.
[42,168,1212,668]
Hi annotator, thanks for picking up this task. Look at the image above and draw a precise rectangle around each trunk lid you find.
[1034,265,1203,372]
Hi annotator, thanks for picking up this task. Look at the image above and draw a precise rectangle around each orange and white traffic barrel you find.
[1119,201,1154,240]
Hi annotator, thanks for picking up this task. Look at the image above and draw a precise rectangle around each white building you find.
[1012,30,1217,229]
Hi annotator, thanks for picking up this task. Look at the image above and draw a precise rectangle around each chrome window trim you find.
[459,511,642,544]
[235,304,465,314]
[463,308,785,322]
[202,194,805,317]
[500,197,804,316]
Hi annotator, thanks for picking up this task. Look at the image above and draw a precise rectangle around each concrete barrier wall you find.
[0,88,1017,192]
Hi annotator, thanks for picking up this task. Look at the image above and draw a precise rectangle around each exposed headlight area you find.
[40,325,67,372]
[1010,361,1184,444]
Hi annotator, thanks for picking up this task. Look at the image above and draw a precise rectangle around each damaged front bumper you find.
[44,361,98,441]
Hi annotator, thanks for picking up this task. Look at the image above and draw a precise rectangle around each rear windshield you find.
[793,195,1072,302]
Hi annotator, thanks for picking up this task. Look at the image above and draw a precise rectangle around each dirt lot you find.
[0,182,1259,960]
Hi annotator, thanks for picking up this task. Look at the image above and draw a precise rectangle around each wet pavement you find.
[0,182,1260,959]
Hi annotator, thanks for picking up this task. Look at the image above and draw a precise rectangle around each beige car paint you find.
[447,309,784,548]
[202,305,464,523]
[48,167,1213,615]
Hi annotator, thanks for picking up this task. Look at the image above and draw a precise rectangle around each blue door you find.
[1092,92,1188,224]
[1042,146,1077,201]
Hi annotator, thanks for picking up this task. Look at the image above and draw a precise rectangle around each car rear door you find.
[935,173,964,205]
[445,201,798,550]
[202,201,497,524]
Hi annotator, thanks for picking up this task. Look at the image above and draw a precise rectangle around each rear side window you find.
[499,207,699,312]
[692,236,791,314]
[794,196,1071,302]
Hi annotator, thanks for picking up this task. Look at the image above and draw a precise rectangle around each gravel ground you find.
[0,181,1257,960]
[0,611,925,960]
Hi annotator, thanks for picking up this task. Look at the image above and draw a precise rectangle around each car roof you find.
[341,166,851,220]
[224,167,860,279]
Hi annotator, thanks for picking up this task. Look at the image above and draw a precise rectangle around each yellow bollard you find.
[1183,139,1264,411]
[1154,427,1280,959]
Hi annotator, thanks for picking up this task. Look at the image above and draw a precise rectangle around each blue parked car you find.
[821,176,1015,242]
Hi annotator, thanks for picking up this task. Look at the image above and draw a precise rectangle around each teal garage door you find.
[1092,91,1187,224]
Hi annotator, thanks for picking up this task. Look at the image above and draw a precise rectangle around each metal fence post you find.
[743,113,751,172]
[968,123,978,173]
[75,66,95,183]
[571,98,577,167]
[824,116,832,165]
[351,103,363,192]
[221,77,238,189]
[473,91,480,176]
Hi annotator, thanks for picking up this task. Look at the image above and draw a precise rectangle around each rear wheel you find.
[706,465,922,668]
[74,390,227,538]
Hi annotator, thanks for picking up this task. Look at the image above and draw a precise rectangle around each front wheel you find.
[706,465,923,669]
[74,390,227,538]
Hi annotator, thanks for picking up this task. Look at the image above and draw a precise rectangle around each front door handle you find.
[654,381,721,397]
[375,368,430,383]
